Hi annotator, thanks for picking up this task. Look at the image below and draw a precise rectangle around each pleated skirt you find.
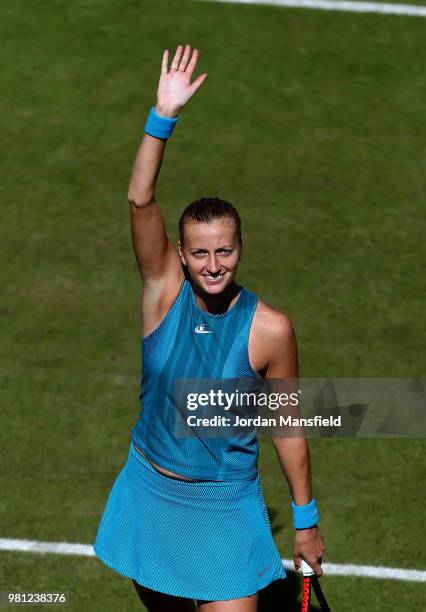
[93,441,286,601]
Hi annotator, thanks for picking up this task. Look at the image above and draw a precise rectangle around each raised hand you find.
[155,44,208,118]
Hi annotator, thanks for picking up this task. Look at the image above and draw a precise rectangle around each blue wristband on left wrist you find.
[144,106,179,140]
[291,498,320,529]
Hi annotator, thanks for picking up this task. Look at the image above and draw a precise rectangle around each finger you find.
[293,554,302,571]
[179,44,191,71]
[186,47,199,75]
[189,73,208,95]
[309,559,323,577]
[161,49,169,75]
[170,44,183,71]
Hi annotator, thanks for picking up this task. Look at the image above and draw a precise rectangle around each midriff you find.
[133,443,199,481]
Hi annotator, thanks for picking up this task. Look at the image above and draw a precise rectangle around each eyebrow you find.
[189,246,234,251]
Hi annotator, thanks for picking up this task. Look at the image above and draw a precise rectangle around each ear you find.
[178,240,187,266]
[239,238,244,261]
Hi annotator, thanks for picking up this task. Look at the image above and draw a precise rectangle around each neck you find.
[191,280,241,315]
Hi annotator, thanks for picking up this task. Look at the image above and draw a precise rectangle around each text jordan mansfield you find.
[186,415,342,427]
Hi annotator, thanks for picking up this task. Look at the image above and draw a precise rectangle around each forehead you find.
[182,219,238,246]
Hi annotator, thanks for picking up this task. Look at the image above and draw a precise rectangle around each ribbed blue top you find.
[131,277,261,481]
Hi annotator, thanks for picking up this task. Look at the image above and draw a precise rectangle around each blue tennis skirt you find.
[93,441,286,601]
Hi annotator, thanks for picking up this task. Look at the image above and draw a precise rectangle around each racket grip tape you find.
[301,560,315,576]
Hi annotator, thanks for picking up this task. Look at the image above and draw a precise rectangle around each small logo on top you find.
[194,323,215,334]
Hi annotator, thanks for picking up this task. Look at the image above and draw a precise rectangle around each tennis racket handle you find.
[301,560,315,576]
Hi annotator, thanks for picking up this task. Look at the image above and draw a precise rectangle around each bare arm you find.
[128,44,208,284]
[265,314,325,575]
[266,317,311,504]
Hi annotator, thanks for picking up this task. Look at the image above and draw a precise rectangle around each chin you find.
[195,273,235,294]
[201,282,227,294]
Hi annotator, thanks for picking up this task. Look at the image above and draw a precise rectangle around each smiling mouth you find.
[203,273,225,280]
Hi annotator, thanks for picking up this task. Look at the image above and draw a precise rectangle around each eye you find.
[218,249,233,256]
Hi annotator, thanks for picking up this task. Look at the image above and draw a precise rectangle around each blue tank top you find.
[131,277,261,481]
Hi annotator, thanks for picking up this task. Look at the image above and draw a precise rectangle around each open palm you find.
[156,44,208,117]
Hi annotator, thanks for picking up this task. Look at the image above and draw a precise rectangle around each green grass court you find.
[1,0,425,609]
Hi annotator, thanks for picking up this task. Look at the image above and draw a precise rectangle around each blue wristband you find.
[291,498,320,529]
[144,106,179,140]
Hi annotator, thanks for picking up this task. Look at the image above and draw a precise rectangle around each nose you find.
[206,254,220,274]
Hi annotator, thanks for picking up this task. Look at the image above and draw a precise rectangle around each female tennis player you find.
[93,44,325,611]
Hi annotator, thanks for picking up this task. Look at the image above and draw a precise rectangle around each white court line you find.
[197,0,426,17]
[0,538,94,558]
[1,538,426,582]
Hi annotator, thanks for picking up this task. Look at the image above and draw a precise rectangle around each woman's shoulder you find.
[252,297,296,340]
[248,298,297,376]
